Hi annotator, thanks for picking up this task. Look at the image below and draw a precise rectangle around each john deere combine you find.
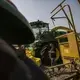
[29,0,80,67]
[30,20,65,66]
[40,0,80,79]
[30,21,69,66]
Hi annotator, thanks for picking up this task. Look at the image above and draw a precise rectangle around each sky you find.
[11,0,80,32]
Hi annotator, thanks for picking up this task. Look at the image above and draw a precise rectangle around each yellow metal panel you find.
[68,32,79,58]
[59,32,79,64]
[60,44,71,64]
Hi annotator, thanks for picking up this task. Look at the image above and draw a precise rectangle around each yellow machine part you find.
[56,32,79,64]
[51,26,73,62]
[51,26,73,32]
[25,49,41,66]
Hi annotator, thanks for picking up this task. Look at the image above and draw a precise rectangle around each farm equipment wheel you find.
[40,42,60,66]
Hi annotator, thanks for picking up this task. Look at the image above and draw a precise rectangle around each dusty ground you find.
[43,66,80,80]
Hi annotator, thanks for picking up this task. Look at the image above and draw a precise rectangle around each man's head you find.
[0,0,35,44]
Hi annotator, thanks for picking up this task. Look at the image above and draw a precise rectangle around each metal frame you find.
[51,0,74,30]
[44,60,80,79]
[50,0,80,56]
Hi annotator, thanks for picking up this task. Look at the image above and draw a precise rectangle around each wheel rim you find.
[40,43,57,66]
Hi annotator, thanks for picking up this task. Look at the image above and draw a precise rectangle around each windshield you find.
[30,20,49,39]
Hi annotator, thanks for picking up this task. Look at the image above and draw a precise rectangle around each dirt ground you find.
[43,66,80,80]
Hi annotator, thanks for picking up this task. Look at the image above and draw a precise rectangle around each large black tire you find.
[40,42,56,66]
[35,41,62,66]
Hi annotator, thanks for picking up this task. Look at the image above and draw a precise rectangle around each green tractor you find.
[30,0,77,66]
[30,20,66,66]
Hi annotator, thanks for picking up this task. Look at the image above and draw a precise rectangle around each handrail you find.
[51,0,66,13]
[56,34,67,39]
[45,62,71,69]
